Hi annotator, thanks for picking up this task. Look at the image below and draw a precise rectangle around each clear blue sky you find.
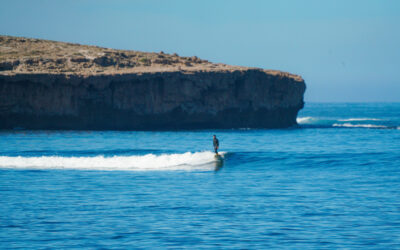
[1,0,399,102]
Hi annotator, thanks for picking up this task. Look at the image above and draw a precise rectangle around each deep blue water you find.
[0,103,399,249]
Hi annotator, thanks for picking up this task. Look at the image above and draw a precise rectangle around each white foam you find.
[338,118,382,122]
[0,151,225,171]
[296,116,315,124]
[297,117,384,124]
[332,123,387,129]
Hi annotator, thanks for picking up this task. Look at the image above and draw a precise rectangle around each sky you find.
[1,0,399,102]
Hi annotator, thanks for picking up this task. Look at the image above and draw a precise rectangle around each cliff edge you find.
[0,35,306,130]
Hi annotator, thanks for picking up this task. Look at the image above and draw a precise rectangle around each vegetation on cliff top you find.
[0,35,301,80]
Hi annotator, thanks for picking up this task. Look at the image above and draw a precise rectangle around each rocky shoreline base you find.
[0,70,305,130]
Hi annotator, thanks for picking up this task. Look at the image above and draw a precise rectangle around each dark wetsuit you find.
[213,138,219,154]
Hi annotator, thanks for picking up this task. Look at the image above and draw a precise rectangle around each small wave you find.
[296,117,315,124]
[0,151,226,171]
[332,123,387,129]
[297,116,383,124]
[338,118,382,122]
[296,116,313,123]
[297,116,398,130]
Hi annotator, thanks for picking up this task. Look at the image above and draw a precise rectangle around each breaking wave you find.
[337,118,382,122]
[0,151,226,171]
[332,123,387,129]
[297,116,398,130]
[296,116,316,124]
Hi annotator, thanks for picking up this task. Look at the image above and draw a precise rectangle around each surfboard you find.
[214,154,223,161]
[214,154,224,171]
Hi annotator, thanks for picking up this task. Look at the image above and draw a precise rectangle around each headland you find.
[0,35,306,130]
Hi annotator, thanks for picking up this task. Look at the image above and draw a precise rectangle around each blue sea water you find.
[0,103,399,249]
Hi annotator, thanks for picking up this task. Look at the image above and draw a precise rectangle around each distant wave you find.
[337,118,382,122]
[296,116,316,124]
[297,116,398,130]
[0,151,226,171]
[297,117,383,124]
[332,123,388,129]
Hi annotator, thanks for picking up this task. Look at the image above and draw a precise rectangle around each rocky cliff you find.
[0,35,306,130]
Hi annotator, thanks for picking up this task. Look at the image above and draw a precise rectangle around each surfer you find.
[213,135,219,155]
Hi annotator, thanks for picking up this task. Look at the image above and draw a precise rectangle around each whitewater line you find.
[0,151,226,171]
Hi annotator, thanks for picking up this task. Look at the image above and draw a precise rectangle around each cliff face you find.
[0,36,306,130]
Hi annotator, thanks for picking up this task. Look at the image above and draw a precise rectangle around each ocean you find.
[0,103,399,249]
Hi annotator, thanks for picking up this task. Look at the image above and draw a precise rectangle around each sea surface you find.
[0,103,399,249]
